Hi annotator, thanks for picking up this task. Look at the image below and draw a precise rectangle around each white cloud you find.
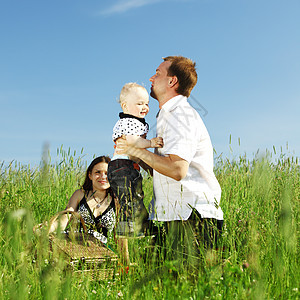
[98,0,162,15]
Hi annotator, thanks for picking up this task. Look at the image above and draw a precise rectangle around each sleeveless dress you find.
[77,193,116,244]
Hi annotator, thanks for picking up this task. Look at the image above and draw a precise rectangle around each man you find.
[118,56,223,267]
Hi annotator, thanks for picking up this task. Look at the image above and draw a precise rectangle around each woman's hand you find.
[33,221,48,234]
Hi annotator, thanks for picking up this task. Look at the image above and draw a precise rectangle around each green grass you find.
[0,147,299,299]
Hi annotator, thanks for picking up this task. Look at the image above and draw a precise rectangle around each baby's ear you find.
[121,101,127,111]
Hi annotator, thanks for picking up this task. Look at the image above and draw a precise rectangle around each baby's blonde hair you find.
[118,82,146,104]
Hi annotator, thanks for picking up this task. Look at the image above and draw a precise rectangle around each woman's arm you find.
[48,189,84,234]
[65,189,84,210]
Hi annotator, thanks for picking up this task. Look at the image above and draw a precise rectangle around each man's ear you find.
[169,76,178,87]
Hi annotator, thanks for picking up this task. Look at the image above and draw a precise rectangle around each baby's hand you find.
[150,137,164,148]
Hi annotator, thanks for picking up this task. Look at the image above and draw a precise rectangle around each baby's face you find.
[122,87,149,118]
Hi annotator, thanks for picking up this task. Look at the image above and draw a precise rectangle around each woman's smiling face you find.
[88,162,110,191]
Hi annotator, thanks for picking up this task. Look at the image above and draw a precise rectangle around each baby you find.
[108,82,163,240]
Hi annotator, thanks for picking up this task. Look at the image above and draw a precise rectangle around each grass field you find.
[0,147,299,299]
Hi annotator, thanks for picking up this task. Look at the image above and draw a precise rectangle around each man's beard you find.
[150,87,158,100]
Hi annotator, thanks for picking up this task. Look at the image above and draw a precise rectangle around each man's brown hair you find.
[163,56,197,97]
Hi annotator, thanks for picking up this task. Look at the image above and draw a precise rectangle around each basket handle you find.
[48,209,87,235]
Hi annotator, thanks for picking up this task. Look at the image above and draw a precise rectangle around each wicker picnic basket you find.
[48,210,118,277]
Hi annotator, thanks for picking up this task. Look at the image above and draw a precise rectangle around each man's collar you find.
[161,95,187,112]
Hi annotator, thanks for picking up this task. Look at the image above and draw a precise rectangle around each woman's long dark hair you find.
[82,156,111,194]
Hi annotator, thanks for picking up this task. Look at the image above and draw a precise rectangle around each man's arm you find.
[133,157,153,175]
[118,142,188,181]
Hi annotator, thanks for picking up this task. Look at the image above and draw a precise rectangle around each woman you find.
[48,156,116,244]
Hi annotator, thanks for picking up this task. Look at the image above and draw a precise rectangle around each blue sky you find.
[1,0,299,166]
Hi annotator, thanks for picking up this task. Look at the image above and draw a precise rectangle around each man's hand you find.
[115,136,152,173]
[115,136,129,155]
[115,136,188,181]
[115,136,141,157]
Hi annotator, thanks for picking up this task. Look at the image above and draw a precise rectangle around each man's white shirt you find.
[149,95,223,221]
